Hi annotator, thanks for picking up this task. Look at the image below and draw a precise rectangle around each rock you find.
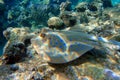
[51,73,70,80]
[60,11,78,27]
[32,72,43,80]
[2,27,35,64]
[81,77,89,80]
[2,42,27,64]
[3,27,13,40]
[88,2,99,11]
[10,64,19,71]
[75,2,88,12]
[111,35,120,42]
[47,17,64,30]
[79,13,89,23]
[103,7,120,26]
[60,0,72,12]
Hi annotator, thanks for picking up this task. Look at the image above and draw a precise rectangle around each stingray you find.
[31,28,120,64]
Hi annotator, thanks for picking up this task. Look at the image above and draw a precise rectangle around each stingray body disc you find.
[31,30,96,63]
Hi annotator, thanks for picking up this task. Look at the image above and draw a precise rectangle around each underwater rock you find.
[60,11,78,27]
[2,41,27,64]
[81,77,89,80]
[47,17,64,30]
[110,34,120,42]
[103,7,120,26]
[79,13,89,23]
[92,21,117,37]
[2,27,35,64]
[32,72,43,80]
[75,2,88,12]
[10,64,19,71]
[60,0,72,12]
[0,55,55,80]
[3,27,13,40]
[87,2,101,11]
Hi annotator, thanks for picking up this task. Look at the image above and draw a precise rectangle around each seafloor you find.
[0,0,120,80]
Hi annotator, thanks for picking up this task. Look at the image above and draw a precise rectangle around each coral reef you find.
[60,0,72,12]
[2,27,35,64]
[0,0,120,80]
[1,26,120,79]
[75,2,88,12]
[0,0,5,12]
[2,0,60,29]
[60,11,78,27]
[47,17,64,30]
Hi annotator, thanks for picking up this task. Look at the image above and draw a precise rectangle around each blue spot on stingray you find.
[55,42,58,45]
[60,45,63,49]
[49,34,67,51]
[59,39,63,42]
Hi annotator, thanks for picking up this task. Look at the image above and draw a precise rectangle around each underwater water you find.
[112,0,120,6]
[0,45,3,55]
[0,47,3,56]
[0,0,120,79]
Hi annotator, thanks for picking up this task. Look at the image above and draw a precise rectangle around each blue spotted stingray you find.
[31,28,120,63]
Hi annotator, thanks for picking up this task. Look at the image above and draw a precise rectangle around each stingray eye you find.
[40,33,46,38]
